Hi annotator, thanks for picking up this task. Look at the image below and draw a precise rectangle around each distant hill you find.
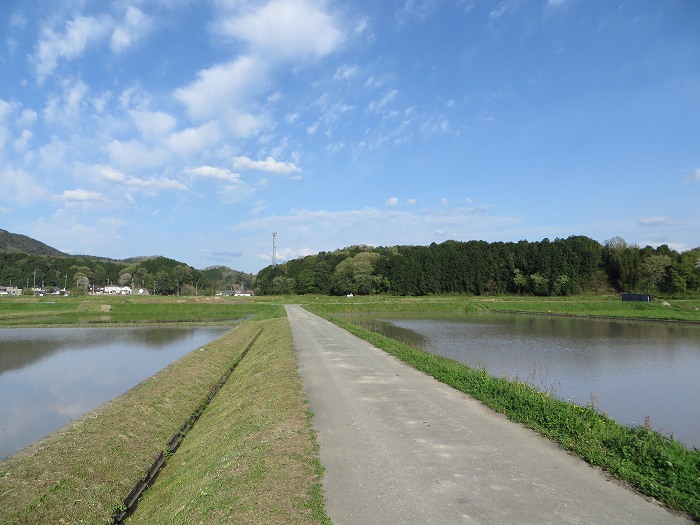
[0,230,254,289]
[0,229,67,257]
[202,265,254,291]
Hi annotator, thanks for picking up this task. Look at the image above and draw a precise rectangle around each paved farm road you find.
[285,305,689,525]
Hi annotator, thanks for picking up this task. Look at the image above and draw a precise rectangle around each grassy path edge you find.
[304,306,700,522]
[128,316,332,525]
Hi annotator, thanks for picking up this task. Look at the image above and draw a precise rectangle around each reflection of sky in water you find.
[354,314,700,449]
[0,327,229,459]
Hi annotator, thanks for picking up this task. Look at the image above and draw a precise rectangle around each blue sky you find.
[1,0,698,274]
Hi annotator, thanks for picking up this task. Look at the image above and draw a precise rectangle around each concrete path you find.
[285,305,689,525]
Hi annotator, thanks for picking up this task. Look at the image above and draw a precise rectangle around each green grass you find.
[303,305,700,521]
[298,294,700,322]
[479,297,700,322]
[0,296,285,326]
[129,317,331,525]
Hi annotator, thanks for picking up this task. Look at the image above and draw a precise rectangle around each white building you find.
[103,285,132,295]
[0,286,23,296]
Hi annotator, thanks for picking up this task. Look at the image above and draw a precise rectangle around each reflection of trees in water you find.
[0,327,228,374]
[335,314,428,348]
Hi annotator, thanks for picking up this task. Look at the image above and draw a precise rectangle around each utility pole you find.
[272,230,277,266]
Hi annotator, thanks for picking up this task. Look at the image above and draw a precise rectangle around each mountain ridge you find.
[0,229,67,257]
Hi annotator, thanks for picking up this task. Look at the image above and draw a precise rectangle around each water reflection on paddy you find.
[342,313,700,449]
[0,326,229,459]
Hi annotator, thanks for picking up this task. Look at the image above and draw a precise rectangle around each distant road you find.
[285,305,689,525]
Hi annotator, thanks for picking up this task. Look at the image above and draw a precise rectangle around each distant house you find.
[621,293,653,302]
[0,286,22,296]
[104,285,132,295]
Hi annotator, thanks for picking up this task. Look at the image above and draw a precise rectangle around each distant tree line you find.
[254,236,700,297]
[0,253,213,295]
[201,266,254,293]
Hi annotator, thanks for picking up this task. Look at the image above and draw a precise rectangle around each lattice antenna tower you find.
[272,230,277,266]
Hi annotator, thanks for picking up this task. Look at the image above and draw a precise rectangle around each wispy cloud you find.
[110,6,152,53]
[186,166,241,182]
[95,164,187,191]
[638,217,669,227]
[32,15,112,82]
[234,201,520,265]
[369,89,399,112]
[233,156,302,175]
[56,189,105,202]
[334,64,359,80]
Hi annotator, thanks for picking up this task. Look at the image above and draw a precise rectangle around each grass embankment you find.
[129,316,329,525]
[297,294,700,323]
[0,316,329,525]
[480,296,700,322]
[305,302,700,522]
[0,296,282,326]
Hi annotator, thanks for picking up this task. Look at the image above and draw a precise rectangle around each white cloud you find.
[38,138,67,170]
[13,130,32,151]
[107,140,170,170]
[407,198,416,205]
[44,80,90,124]
[17,109,38,127]
[125,176,187,191]
[129,110,177,139]
[174,56,269,125]
[354,16,369,35]
[0,100,11,149]
[489,4,509,19]
[397,0,434,24]
[93,164,187,191]
[186,165,241,182]
[0,168,47,203]
[386,196,399,206]
[687,168,700,183]
[220,0,343,62]
[95,165,127,183]
[166,121,222,156]
[56,189,105,202]
[32,15,112,82]
[638,217,668,227]
[220,180,257,203]
[334,64,358,80]
[233,156,301,175]
[369,89,399,112]
[110,6,152,53]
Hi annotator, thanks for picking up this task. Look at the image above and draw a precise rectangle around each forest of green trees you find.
[3,235,699,297]
[254,236,700,297]
[0,253,214,295]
